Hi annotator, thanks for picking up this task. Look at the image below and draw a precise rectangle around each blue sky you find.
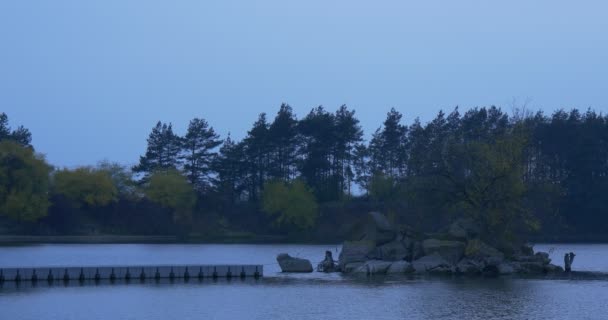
[1,0,607,167]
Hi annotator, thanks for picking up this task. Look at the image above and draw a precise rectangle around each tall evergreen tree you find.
[333,105,363,195]
[242,114,271,200]
[213,134,247,203]
[0,113,32,147]
[369,108,408,179]
[181,118,222,190]
[133,121,181,179]
[267,104,299,182]
[298,107,337,201]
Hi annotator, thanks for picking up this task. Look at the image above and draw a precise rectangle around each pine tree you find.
[333,105,363,196]
[213,134,246,202]
[181,118,222,190]
[0,113,32,147]
[267,104,299,182]
[133,121,181,179]
[242,114,271,200]
[369,108,408,179]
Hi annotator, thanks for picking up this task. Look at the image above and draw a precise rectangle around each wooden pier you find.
[0,264,263,283]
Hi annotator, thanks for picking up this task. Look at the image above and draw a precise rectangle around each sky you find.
[1,0,607,168]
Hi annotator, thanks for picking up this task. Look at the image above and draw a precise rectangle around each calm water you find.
[1,243,607,320]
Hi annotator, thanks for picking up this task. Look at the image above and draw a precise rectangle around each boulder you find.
[517,261,546,274]
[448,218,481,239]
[362,212,397,245]
[411,241,424,261]
[520,244,534,256]
[422,239,465,263]
[535,252,551,265]
[497,262,517,275]
[456,259,484,274]
[465,239,505,266]
[387,261,414,274]
[352,260,392,275]
[338,240,376,268]
[342,262,365,273]
[276,253,313,273]
[544,264,564,273]
[513,251,551,265]
[374,239,410,261]
[411,253,454,274]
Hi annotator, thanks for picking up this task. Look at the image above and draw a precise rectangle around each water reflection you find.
[1,243,608,320]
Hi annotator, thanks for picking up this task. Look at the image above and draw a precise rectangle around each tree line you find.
[1,105,607,241]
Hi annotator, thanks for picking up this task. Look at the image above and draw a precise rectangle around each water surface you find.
[1,243,606,320]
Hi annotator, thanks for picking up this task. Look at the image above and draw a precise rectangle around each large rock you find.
[513,251,551,265]
[448,218,481,239]
[352,260,393,275]
[422,239,465,263]
[411,253,454,274]
[342,262,365,273]
[374,239,410,261]
[411,241,424,261]
[465,239,505,266]
[338,240,376,268]
[456,259,484,274]
[387,261,414,274]
[361,212,397,246]
[544,264,564,273]
[276,253,313,273]
[516,261,546,274]
[497,262,517,275]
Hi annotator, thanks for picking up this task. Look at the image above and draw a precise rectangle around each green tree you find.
[133,121,182,179]
[97,161,138,199]
[213,134,246,203]
[298,107,337,201]
[438,128,533,242]
[333,105,364,196]
[369,108,408,179]
[0,113,32,147]
[53,167,118,208]
[242,114,271,200]
[262,179,318,230]
[267,104,299,182]
[145,170,196,223]
[0,140,51,221]
[181,118,222,190]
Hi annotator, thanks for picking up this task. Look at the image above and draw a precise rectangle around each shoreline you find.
[0,235,337,245]
[1,234,608,245]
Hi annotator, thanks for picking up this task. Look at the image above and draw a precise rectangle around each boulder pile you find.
[338,212,562,276]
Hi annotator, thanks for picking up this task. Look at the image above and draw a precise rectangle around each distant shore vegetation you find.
[1,105,607,242]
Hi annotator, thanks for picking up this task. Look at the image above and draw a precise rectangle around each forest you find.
[1,105,607,242]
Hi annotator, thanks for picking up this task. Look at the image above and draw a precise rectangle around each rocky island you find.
[278,211,563,276]
[337,212,562,276]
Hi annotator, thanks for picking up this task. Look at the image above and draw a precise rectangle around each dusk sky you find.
[1,0,607,168]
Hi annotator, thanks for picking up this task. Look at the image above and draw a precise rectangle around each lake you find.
[1,243,607,320]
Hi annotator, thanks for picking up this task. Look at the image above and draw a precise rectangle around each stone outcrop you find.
[362,211,397,245]
[448,218,481,239]
[387,261,414,274]
[422,239,465,263]
[338,240,376,269]
[276,253,313,273]
[352,260,393,275]
[411,253,454,274]
[337,212,560,277]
